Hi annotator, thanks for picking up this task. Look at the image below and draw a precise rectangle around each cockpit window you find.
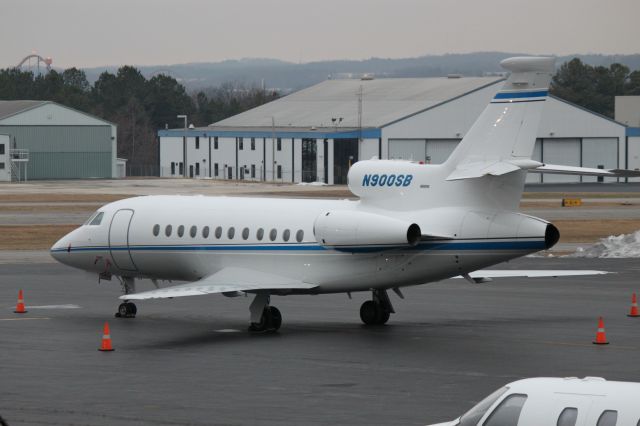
[458,387,509,426]
[88,212,104,226]
[483,394,527,426]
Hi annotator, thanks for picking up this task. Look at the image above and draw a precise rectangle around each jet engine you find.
[313,210,421,249]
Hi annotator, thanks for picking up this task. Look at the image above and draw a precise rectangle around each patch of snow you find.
[297,181,328,186]
[565,230,640,258]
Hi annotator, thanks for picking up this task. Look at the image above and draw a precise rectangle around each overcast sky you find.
[2,0,639,69]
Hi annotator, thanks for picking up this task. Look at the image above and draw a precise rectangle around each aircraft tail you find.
[443,57,555,179]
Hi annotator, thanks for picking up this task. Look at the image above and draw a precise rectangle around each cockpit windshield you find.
[458,387,508,426]
[84,211,105,226]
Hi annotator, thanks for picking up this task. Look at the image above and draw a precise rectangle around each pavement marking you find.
[0,317,51,321]
[213,329,241,333]
[26,304,81,309]
[543,340,639,350]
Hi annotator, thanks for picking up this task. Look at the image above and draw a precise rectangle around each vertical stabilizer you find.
[444,57,555,173]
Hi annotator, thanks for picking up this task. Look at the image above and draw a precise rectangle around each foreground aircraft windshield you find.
[458,387,508,426]
[50,56,618,333]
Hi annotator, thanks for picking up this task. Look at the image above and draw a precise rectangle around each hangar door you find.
[388,139,426,161]
[581,138,618,183]
[542,138,580,183]
[426,139,459,164]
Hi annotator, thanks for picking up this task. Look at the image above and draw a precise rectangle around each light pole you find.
[177,114,187,178]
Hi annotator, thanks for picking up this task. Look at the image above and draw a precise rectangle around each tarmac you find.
[1,257,640,425]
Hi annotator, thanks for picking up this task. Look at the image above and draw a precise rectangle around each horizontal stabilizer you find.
[446,159,542,181]
[453,269,609,282]
[121,267,317,300]
[529,164,640,178]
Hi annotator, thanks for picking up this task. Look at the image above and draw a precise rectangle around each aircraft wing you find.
[447,160,640,180]
[120,267,317,300]
[453,269,609,283]
[528,164,640,178]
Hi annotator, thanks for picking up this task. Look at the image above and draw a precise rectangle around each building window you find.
[152,224,160,236]
[277,165,282,179]
[202,226,210,238]
[296,230,304,242]
[0,144,5,155]
[251,138,255,150]
[251,164,255,178]
[283,229,290,242]
[177,225,185,237]
[277,138,282,151]
[179,162,184,175]
[228,227,235,239]
[215,226,222,239]
[0,162,4,170]
[256,228,264,240]
[214,163,219,177]
[195,163,200,176]
[170,162,176,175]
[242,227,250,240]
[239,138,244,150]
[190,225,197,238]
[195,137,200,149]
[165,225,172,237]
[214,137,218,150]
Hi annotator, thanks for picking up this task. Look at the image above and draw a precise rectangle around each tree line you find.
[0,59,638,175]
[0,66,279,174]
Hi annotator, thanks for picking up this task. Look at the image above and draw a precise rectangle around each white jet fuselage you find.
[51,185,555,294]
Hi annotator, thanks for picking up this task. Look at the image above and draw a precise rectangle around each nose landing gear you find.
[115,276,137,318]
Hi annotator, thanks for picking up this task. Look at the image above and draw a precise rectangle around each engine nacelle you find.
[313,210,421,249]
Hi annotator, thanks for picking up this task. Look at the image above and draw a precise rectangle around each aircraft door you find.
[109,209,138,272]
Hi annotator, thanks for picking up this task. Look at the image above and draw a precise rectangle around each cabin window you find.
[256,228,264,241]
[242,227,250,240]
[177,225,185,237]
[228,227,235,239]
[483,394,527,426]
[152,224,160,236]
[165,225,172,237]
[557,408,578,426]
[190,226,197,238]
[215,226,222,239]
[283,229,290,242]
[269,228,277,241]
[296,230,304,242]
[597,411,618,426]
[458,387,508,426]
[89,212,104,226]
[202,226,210,238]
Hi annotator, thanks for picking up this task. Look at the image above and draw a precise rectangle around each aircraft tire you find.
[269,306,282,330]
[360,301,380,325]
[378,307,390,325]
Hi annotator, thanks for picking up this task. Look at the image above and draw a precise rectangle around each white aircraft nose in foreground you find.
[51,57,638,332]
[427,377,640,426]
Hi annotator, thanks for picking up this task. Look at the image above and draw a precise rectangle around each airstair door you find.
[109,209,137,271]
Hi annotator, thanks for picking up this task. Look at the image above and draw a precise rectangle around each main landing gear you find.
[360,289,395,326]
[248,292,282,332]
[115,276,137,318]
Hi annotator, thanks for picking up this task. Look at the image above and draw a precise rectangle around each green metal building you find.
[0,100,117,179]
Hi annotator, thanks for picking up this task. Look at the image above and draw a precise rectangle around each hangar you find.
[158,76,627,184]
[0,100,117,181]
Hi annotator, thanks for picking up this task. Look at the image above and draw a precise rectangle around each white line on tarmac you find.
[26,304,81,309]
[0,317,51,321]
[213,329,241,333]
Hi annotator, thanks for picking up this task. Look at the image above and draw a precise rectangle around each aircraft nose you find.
[50,232,73,263]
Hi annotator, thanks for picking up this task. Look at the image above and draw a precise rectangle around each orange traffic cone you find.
[14,289,27,314]
[593,317,609,345]
[627,293,639,317]
[98,322,115,352]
